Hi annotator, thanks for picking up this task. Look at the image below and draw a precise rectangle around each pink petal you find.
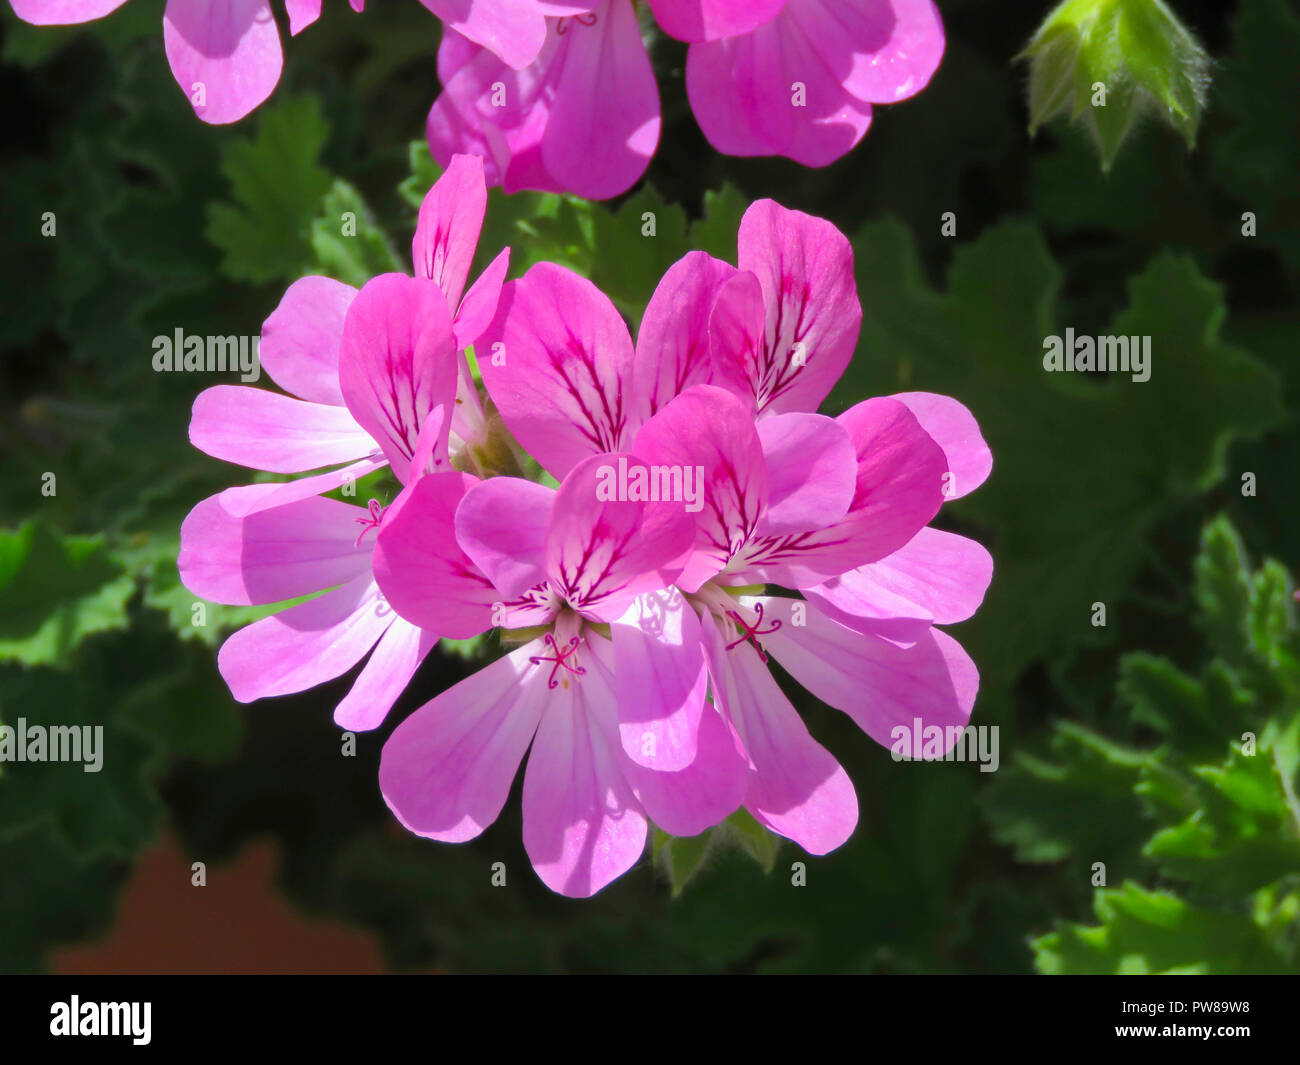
[380,641,548,842]
[610,589,707,771]
[734,396,947,585]
[179,486,373,605]
[412,153,487,311]
[217,575,393,701]
[759,596,978,751]
[449,352,490,453]
[631,384,768,593]
[545,453,696,622]
[685,27,795,160]
[338,274,459,485]
[207,456,387,514]
[621,703,748,837]
[10,0,127,24]
[283,0,319,35]
[647,0,785,42]
[700,609,857,854]
[438,21,488,85]
[418,0,550,70]
[404,402,453,481]
[522,632,647,897]
[189,385,375,473]
[455,476,555,598]
[706,269,765,416]
[478,263,635,480]
[736,198,860,415]
[371,472,500,638]
[539,0,660,200]
[258,276,356,406]
[163,0,283,126]
[755,412,856,535]
[681,0,873,165]
[807,528,993,626]
[631,251,738,426]
[453,246,510,351]
[892,392,992,500]
[333,617,439,732]
[813,0,945,105]
[428,33,565,196]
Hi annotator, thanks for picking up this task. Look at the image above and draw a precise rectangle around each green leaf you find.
[0,522,134,667]
[310,179,404,286]
[206,96,332,284]
[398,140,442,211]
[838,219,1283,684]
[688,184,750,262]
[587,185,690,320]
[1002,516,1300,974]
[983,722,1152,867]
[1194,515,1256,666]
[1034,881,1294,973]
[1120,654,1253,761]
[1143,715,1300,896]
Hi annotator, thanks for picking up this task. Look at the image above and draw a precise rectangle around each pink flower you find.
[631,383,988,854]
[373,454,748,897]
[179,156,508,730]
[427,0,945,198]
[9,0,364,124]
[415,195,991,861]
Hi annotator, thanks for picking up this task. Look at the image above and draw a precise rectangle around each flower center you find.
[724,601,782,663]
[353,498,386,547]
[529,632,587,689]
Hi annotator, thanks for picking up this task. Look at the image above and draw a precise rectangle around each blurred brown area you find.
[52,832,385,975]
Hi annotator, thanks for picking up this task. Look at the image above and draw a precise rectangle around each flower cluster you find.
[10,0,364,125]
[428,0,947,198]
[180,156,992,897]
[13,0,945,189]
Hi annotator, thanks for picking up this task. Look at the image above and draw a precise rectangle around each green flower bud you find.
[1020,0,1212,170]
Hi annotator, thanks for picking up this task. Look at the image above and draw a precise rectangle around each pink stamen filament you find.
[724,601,782,663]
[353,498,386,547]
[556,12,599,33]
[528,633,587,689]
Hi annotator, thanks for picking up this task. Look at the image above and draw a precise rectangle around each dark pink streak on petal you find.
[338,274,458,485]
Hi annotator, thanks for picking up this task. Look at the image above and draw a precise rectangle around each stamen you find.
[557,11,599,33]
[353,498,386,547]
[724,601,782,663]
[528,633,587,689]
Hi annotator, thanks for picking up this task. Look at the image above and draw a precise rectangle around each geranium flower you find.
[178,155,508,729]
[433,194,992,860]
[631,382,988,854]
[9,0,364,124]
[427,0,945,198]
[373,453,748,897]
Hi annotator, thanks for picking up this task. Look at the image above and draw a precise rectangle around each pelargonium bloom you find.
[374,453,749,897]
[427,0,945,198]
[371,195,991,887]
[9,0,364,124]
[179,155,507,730]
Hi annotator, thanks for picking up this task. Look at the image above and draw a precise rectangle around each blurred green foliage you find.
[0,0,1296,972]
